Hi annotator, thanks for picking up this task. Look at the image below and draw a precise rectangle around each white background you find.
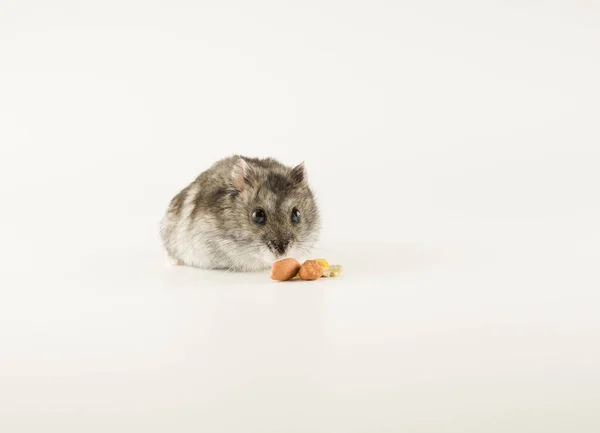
[1,1,599,432]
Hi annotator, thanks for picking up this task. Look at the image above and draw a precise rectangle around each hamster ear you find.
[231,158,256,190]
[290,162,306,185]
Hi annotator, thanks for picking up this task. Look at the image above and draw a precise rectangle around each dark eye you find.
[251,209,266,225]
[291,207,301,224]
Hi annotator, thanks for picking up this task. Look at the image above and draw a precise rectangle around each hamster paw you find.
[167,256,184,266]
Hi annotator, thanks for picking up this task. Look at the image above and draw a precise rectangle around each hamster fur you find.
[160,155,320,271]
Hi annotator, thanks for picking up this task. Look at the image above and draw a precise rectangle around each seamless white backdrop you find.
[1,1,599,432]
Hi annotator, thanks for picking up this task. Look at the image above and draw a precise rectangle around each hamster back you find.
[160,155,320,271]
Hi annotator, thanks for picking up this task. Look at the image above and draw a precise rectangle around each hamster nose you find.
[271,239,290,256]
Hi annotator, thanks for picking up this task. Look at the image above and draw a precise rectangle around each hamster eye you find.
[252,209,266,225]
[291,207,301,224]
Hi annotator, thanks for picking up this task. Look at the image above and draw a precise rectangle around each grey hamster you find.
[160,155,320,271]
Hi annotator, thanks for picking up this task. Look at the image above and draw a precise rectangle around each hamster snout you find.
[268,238,292,257]
[160,155,321,271]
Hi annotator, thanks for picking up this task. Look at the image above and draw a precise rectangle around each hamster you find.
[160,155,320,271]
